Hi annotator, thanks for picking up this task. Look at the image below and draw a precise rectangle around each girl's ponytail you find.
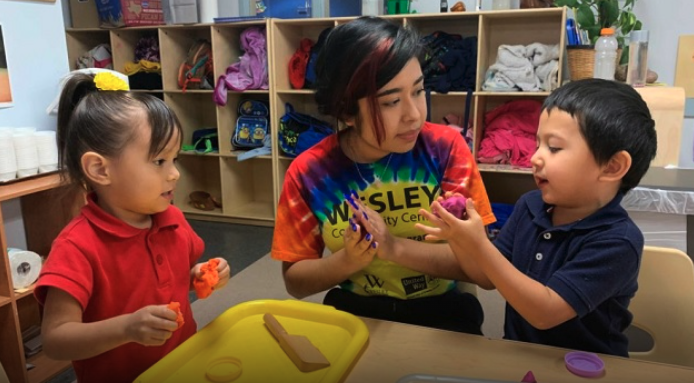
[56,73,97,183]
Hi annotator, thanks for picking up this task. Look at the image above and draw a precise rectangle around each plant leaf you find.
[598,0,620,28]
[576,5,596,27]
[554,0,579,8]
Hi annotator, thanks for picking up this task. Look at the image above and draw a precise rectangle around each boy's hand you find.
[125,305,179,346]
[416,198,486,248]
[341,216,377,272]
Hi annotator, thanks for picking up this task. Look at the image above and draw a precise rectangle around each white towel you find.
[496,45,531,68]
[486,62,541,92]
[526,43,560,67]
[535,60,559,91]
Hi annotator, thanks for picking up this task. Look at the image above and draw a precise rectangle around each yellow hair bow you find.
[94,72,129,91]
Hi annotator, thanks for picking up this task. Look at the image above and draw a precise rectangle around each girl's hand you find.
[415,198,487,247]
[212,257,231,290]
[125,305,179,346]
[346,191,397,261]
[341,216,378,271]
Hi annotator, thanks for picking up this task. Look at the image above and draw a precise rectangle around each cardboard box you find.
[95,0,165,28]
[70,0,101,29]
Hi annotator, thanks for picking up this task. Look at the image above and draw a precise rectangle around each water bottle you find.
[593,28,618,80]
[626,30,649,87]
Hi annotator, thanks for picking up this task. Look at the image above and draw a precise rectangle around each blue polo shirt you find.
[494,190,643,356]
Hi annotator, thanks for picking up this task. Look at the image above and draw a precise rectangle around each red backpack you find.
[178,39,214,92]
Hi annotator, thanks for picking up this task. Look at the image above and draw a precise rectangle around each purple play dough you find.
[438,196,467,219]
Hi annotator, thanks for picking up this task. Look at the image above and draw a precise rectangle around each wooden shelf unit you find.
[64,8,566,223]
[0,174,81,383]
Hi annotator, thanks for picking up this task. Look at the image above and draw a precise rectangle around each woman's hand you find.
[124,305,179,346]
[341,215,378,271]
[346,191,398,262]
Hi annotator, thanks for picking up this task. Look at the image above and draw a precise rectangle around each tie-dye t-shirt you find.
[272,122,495,299]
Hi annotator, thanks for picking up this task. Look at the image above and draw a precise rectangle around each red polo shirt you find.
[35,193,204,383]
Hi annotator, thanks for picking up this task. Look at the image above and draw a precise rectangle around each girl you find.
[35,72,230,382]
[271,17,495,334]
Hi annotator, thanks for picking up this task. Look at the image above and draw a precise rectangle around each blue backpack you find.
[278,103,333,157]
[233,100,269,149]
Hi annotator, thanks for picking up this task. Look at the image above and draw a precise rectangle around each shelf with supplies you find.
[0,173,83,383]
[65,8,567,225]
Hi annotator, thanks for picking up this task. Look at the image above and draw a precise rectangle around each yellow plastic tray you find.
[134,299,369,383]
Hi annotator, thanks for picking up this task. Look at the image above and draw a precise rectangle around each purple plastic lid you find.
[565,351,605,378]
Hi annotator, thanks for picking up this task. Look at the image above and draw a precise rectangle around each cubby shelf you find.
[64,8,566,228]
[0,173,83,383]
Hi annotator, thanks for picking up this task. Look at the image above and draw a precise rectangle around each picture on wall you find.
[0,24,13,108]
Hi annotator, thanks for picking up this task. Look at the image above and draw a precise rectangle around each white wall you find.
[0,0,69,249]
[633,1,694,168]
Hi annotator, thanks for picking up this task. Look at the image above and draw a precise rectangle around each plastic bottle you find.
[593,28,618,80]
[362,0,380,16]
[626,30,649,87]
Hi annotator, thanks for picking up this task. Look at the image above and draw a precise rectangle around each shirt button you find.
[535,253,543,261]
[156,254,163,265]
[543,232,552,240]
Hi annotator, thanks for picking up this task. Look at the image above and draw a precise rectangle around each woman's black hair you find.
[56,73,182,189]
[314,17,422,144]
[542,78,657,193]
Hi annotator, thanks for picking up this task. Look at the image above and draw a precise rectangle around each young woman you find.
[272,17,496,334]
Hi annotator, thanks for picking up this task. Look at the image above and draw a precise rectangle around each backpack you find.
[233,100,269,149]
[278,103,333,157]
[178,39,214,92]
[304,27,333,89]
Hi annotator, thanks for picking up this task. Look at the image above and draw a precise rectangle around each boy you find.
[416,79,657,356]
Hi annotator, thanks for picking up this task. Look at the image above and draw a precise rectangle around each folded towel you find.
[535,60,559,91]
[487,62,540,91]
[496,45,531,68]
[482,67,519,91]
[526,43,560,67]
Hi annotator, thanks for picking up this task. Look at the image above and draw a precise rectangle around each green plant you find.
[554,0,642,48]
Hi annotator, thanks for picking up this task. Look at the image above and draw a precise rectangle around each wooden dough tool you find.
[263,313,331,372]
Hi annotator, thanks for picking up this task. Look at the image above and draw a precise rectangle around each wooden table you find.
[346,317,694,383]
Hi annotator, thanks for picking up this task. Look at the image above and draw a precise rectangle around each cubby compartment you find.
[474,95,546,174]
[158,26,213,92]
[65,29,112,71]
[272,92,329,161]
[404,12,479,39]
[165,93,217,155]
[428,93,476,128]
[271,19,337,91]
[110,27,162,90]
[174,156,223,216]
[212,20,270,84]
[477,8,565,93]
[0,303,23,383]
[218,93,271,155]
[220,157,274,221]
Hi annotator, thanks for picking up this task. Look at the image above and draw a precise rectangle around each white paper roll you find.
[8,249,42,290]
[198,0,219,23]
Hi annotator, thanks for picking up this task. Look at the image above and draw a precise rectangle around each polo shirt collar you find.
[526,190,626,231]
[82,193,180,238]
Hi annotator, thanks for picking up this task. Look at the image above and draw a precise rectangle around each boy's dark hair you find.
[57,73,182,189]
[314,16,422,145]
[542,79,657,194]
